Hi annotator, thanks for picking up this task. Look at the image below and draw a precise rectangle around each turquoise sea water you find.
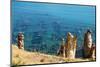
[12,1,96,55]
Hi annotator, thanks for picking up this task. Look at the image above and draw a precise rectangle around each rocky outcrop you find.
[57,32,77,59]
[17,32,24,49]
[65,32,77,59]
[57,38,66,57]
[83,30,96,59]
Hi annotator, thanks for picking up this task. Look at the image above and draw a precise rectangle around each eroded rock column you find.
[83,29,96,58]
[65,32,77,59]
[17,32,24,49]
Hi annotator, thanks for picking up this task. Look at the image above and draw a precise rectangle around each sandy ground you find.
[12,45,95,66]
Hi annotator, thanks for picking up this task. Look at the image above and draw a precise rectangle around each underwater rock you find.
[17,32,24,49]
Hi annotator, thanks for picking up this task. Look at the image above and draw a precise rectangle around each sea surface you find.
[11,0,96,55]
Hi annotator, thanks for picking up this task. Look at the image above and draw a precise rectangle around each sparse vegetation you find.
[12,45,96,66]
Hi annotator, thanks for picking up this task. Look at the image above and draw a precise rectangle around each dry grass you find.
[64,58,95,63]
[12,45,96,66]
[12,45,65,66]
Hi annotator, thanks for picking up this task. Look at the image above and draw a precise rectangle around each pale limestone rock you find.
[57,32,77,59]
[65,32,77,59]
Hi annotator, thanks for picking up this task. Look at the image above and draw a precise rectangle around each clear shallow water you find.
[12,1,96,55]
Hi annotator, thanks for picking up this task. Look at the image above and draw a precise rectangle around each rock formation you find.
[65,32,77,59]
[90,44,96,59]
[17,32,24,49]
[57,32,77,59]
[57,38,66,57]
[83,29,96,58]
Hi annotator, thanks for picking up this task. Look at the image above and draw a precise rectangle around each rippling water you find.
[11,1,96,55]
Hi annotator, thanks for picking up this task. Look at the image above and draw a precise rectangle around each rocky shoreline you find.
[12,29,96,66]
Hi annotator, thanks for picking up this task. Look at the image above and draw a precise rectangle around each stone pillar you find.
[83,29,92,58]
[73,35,77,59]
[65,32,77,59]
[57,38,65,57]
[17,32,24,49]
